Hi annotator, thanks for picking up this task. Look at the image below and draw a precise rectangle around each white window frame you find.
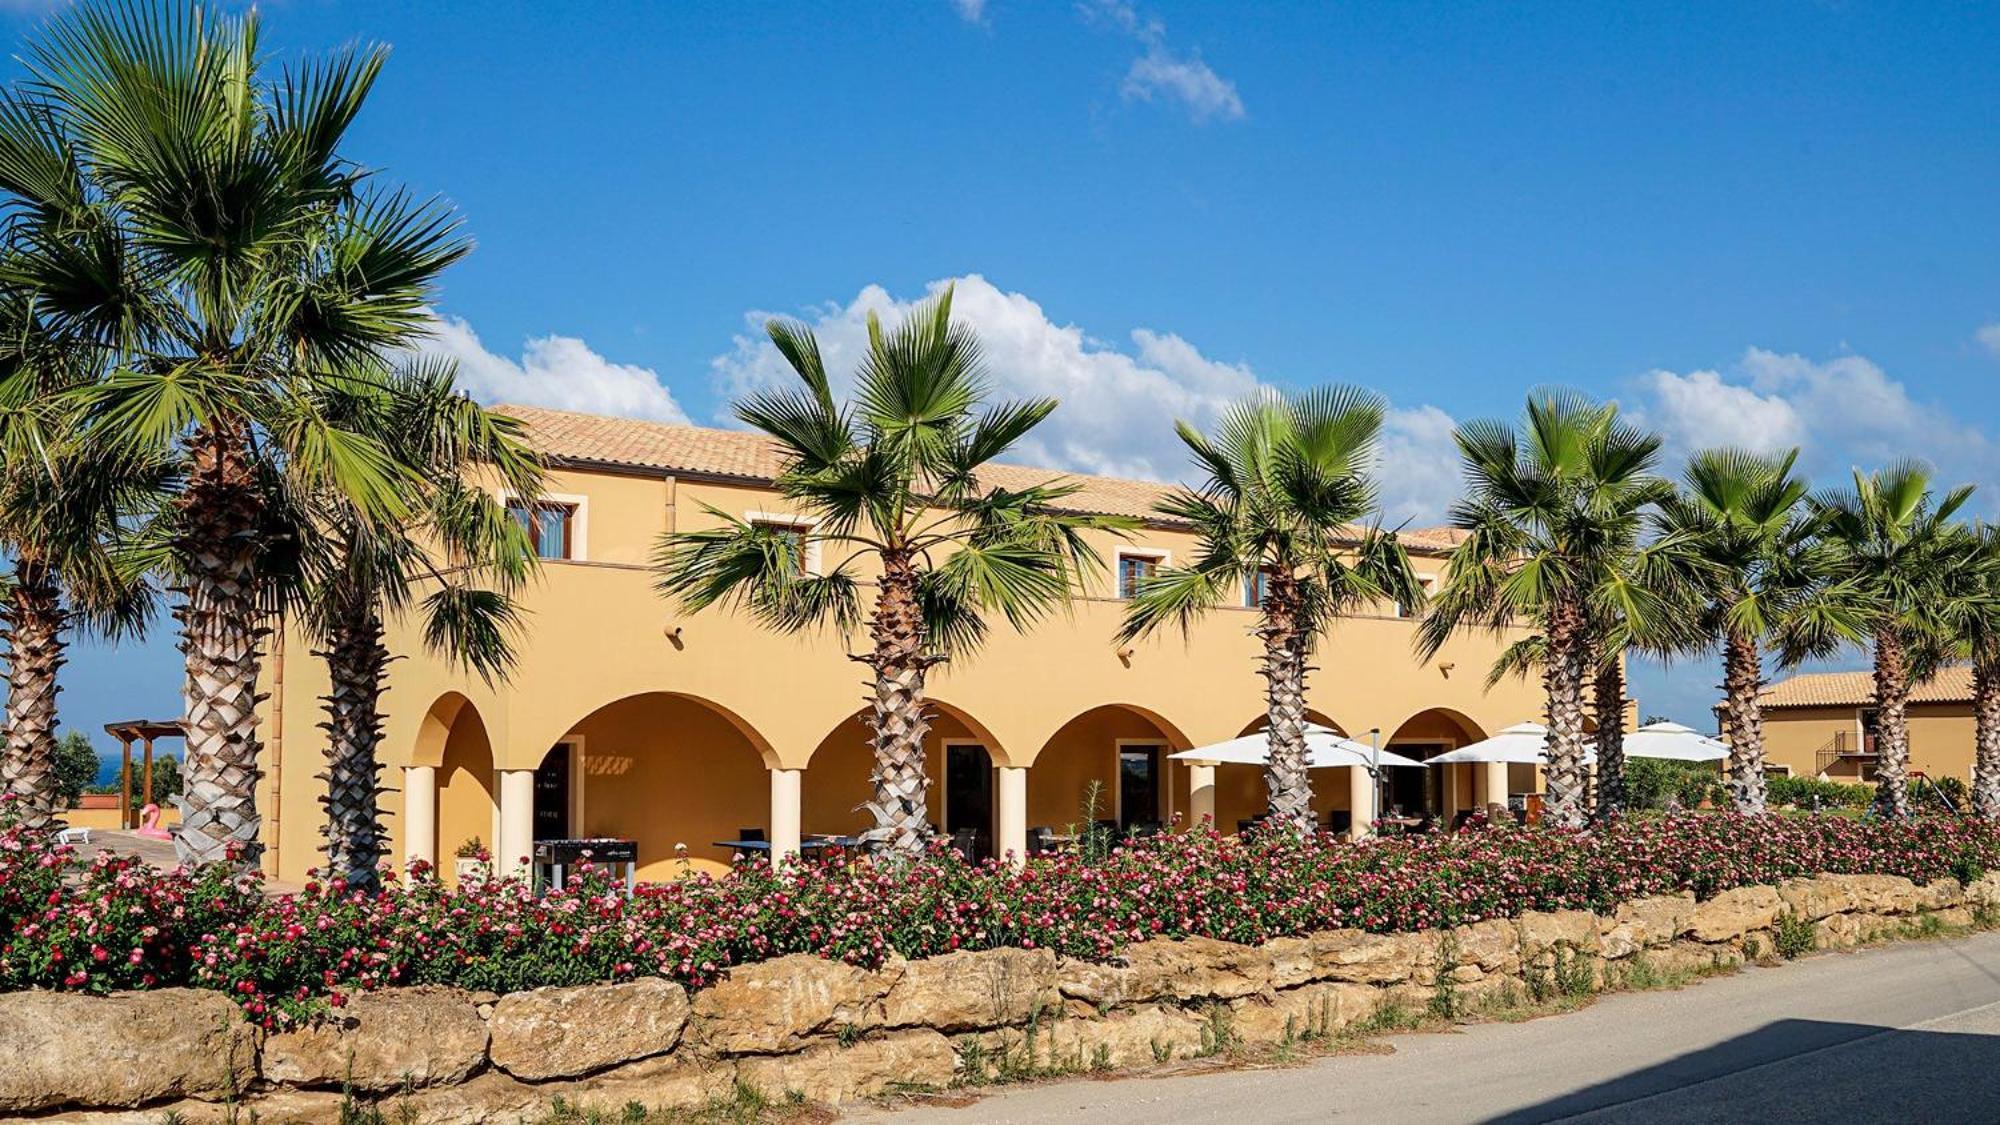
[505,491,589,562]
[746,511,822,576]
[1114,548,1170,600]
[1396,573,1438,618]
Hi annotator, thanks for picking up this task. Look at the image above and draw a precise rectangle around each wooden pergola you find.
[104,719,184,830]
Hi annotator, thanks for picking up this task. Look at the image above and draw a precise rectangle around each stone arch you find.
[412,692,475,770]
[800,697,1006,844]
[1382,707,1491,821]
[1027,704,1194,834]
[550,691,780,879]
[426,694,495,879]
[1216,708,1359,833]
[1235,708,1347,737]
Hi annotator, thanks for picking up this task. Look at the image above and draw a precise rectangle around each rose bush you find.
[2,810,1994,1028]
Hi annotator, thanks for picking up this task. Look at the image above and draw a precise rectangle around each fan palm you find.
[1805,464,1973,819]
[655,288,1122,854]
[1925,525,2000,820]
[1417,392,1672,829]
[1118,389,1421,833]
[291,359,541,889]
[1652,449,1858,813]
[0,3,467,865]
[0,299,164,830]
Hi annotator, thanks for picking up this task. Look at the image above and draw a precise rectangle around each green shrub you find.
[1627,758,1725,811]
[1773,912,1816,960]
[1766,774,1873,810]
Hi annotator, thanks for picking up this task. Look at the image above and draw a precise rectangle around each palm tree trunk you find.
[1721,627,1769,813]
[1973,653,2000,821]
[317,596,388,889]
[1541,599,1591,829]
[1,561,67,831]
[1591,651,1626,823]
[1258,574,1315,833]
[861,550,938,854]
[174,425,268,869]
[1871,626,1912,819]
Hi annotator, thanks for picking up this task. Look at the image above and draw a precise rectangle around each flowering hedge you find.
[2,812,1994,1027]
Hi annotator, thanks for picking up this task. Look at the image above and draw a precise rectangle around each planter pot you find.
[76,793,123,811]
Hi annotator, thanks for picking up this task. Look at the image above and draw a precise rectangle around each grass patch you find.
[525,1084,829,1125]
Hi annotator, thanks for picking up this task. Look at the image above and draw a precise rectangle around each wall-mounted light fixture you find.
[664,624,685,650]
[1116,647,1136,667]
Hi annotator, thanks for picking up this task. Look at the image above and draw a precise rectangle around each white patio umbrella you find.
[1425,721,1598,766]
[1621,720,1729,762]
[1170,724,1427,769]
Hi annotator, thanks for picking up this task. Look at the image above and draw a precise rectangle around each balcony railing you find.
[1813,730,1876,776]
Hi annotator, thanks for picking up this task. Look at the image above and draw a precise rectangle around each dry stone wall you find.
[16,871,2000,1123]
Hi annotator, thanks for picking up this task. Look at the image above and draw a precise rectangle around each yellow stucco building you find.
[1759,667,1977,786]
[252,406,1545,884]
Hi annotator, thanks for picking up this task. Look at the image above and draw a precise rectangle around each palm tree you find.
[0,271,165,830]
[1418,393,1671,829]
[0,3,467,865]
[293,360,541,888]
[1807,464,1973,820]
[1117,390,1420,833]
[1652,449,1857,813]
[0,409,163,831]
[655,288,1121,854]
[1924,524,2000,821]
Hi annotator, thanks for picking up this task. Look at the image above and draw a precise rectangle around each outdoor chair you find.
[1026,826,1055,855]
[950,827,979,862]
[1327,810,1352,835]
[737,827,766,844]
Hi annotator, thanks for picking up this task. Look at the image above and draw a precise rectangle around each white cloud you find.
[1638,367,1805,457]
[950,0,986,24]
[1122,47,1245,123]
[1977,322,2000,357]
[420,314,690,424]
[1087,0,1245,123]
[1633,348,1997,505]
[710,274,1457,523]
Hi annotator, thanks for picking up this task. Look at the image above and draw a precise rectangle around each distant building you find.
[1757,667,1974,785]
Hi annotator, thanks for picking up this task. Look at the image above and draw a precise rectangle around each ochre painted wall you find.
[254,463,1549,884]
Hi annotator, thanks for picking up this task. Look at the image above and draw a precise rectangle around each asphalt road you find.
[853,930,2000,1124]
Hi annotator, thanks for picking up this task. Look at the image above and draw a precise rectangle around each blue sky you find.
[12,0,2000,749]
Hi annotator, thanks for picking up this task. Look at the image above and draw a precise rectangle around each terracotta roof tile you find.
[1757,666,1975,709]
[494,404,1465,552]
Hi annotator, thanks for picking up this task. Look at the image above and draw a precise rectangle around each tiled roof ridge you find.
[492,402,1468,551]
[1757,666,1975,709]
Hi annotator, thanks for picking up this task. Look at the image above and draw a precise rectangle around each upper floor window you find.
[1117,552,1163,600]
[752,518,813,575]
[1243,566,1282,609]
[509,501,577,560]
[1395,574,1438,618]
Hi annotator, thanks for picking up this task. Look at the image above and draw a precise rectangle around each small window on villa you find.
[752,519,812,575]
[1243,566,1279,609]
[1118,553,1161,599]
[1396,575,1438,619]
[509,501,575,560]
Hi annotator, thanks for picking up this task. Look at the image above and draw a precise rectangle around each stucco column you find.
[497,768,535,878]
[997,766,1028,866]
[403,765,437,872]
[1348,765,1375,839]
[1480,761,1509,809]
[770,768,803,864]
[1186,762,1217,830]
